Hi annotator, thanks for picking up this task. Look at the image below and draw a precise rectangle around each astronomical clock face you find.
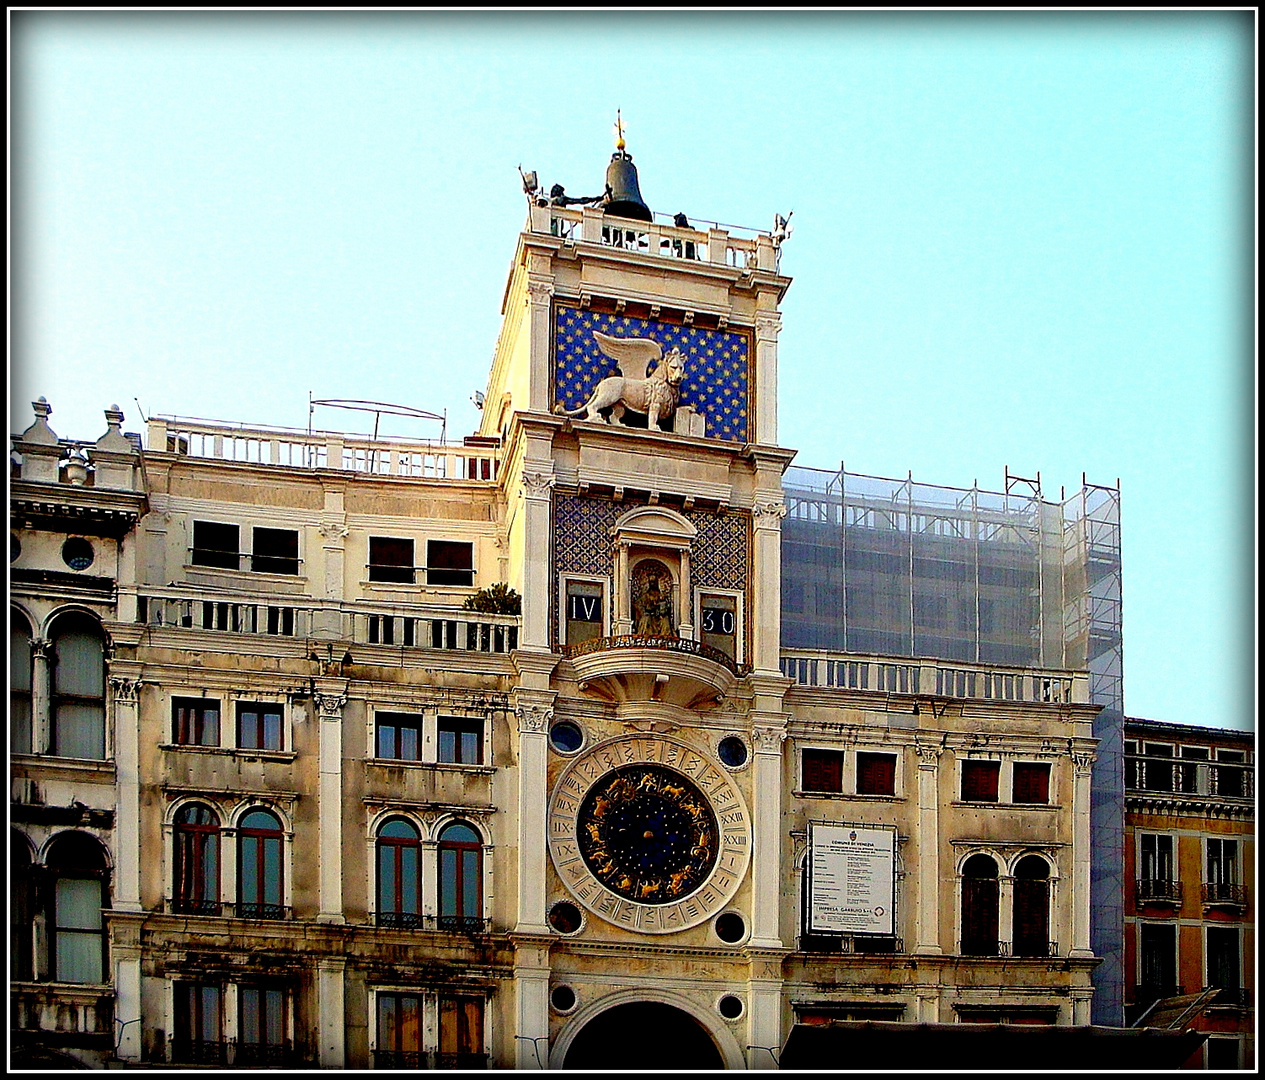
[548,734,751,933]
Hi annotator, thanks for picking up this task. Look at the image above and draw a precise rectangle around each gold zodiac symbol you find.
[590,795,610,818]
[615,874,634,892]
[584,822,603,843]
[661,781,685,799]
[667,868,691,894]
[636,772,659,793]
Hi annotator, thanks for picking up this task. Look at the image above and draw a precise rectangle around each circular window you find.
[714,911,747,944]
[10,533,20,562]
[718,994,744,1020]
[550,985,577,1013]
[549,720,585,754]
[717,736,748,769]
[61,538,95,571]
[548,900,584,936]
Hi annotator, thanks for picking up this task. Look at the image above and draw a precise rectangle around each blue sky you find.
[10,12,1255,730]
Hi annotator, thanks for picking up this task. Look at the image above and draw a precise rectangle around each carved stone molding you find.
[312,690,348,718]
[1071,750,1096,778]
[752,502,788,525]
[318,521,349,541]
[516,703,553,734]
[109,676,143,704]
[526,280,555,306]
[914,742,943,766]
[754,315,782,340]
[30,637,51,659]
[751,725,786,755]
[521,471,557,501]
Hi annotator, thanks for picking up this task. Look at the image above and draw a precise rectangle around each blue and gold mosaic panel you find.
[554,306,751,443]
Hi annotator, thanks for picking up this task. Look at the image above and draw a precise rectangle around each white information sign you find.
[807,822,896,936]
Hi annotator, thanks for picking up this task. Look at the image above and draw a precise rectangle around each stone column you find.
[316,957,346,1067]
[513,937,551,1069]
[519,470,555,650]
[1070,749,1096,957]
[998,873,1015,956]
[749,721,786,948]
[31,638,52,755]
[513,700,552,933]
[677,548,692,639]
[914,742,943,955]
[109,675,144,912]
[613,543,631,635]
[313,685,348,924]
[750,502,787,675]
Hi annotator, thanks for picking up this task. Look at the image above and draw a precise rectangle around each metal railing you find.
[237,902,289,921]
[234,1040,298,1066]
[170,1038,228,1065]
[780,649,1087,704]
[959,939,1010,957]
[1133,982,1183,1005]
[1012,940,1060,958]
[563,633,743,675]
[138,592,518,655]
[1206,986,1251,1008]
[170,898,222,917]
[373,1050,488,1070]
[1125,756,1254,799]
[1201,882,1247,907]
[1137,878,1184,904]
[374,912,491,934]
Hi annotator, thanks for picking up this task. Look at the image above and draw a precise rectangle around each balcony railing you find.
[1206,986,1251,1008]
[171,1038,228,1065]
[799,934,904,955]
[781,649,1087,704]
[1012,940,1059,958]
[375,912,491,934]
[234,1040,298,1067]
[1201,882,1247,907]
[1137,878,1183,904]
[138,592,518,655]
[374,1050,427,1070]
[1125,756,1254,799]
[436,1052,489,1069]
[960,939,1010,957]
[563,633,743,675]
[1133,982,1183,1005]
[237,902,289,920]
[170,898,222,917]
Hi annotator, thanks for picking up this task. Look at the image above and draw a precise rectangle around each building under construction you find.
[779,464,1125,1024]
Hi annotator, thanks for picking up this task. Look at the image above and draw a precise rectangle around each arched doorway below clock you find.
[563,1001,725,1070]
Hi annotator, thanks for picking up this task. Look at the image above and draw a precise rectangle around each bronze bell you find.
[602,150,653,223]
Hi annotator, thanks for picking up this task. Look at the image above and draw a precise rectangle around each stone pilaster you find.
[753,313,781,446]
[525,278,555,413]
[512,937,551,1069]
[914,741,943,954]
[513,696,554,934]
[1070,749,1096,957]
[109,674,144,912]
[749,720,786,948]
[313,684,348,924]
[750,501,787,675]
[31,638,52,755]
[519,467,555,650]
[316,956,346,1067]
[745,949,787,1069]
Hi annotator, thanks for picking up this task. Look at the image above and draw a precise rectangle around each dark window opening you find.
[47,832,109,984]
[51,615,106,760]
[252,527,299,575]
[173,803,221,915]
[961,759,1000,802]
[438,996,485,1068]
[174,982,225,1064]
[1206,926,1240,993]
[438,822,482,931]
[238,987,289,1065]
[238,809,284,919]
[427,540,474,587]
[856,752,896,796]
[192,521,240,570]
[1138,923,1178,1000]
[376,992,424,1069]
[961,853,999,956]
[174,697,220,747]
[438,716,483,765]
[802,749,844,793]
[377,819,422,926]
[1012,762,1051,804]
[12,613,33,754]
[237,703,283,751]
[377,713,424,761]
[1013,855,1050,956]
[369,537,415,583]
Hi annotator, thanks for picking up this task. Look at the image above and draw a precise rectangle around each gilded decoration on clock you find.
[548,734,752,933]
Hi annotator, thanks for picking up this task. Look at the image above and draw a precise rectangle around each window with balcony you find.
[192,521,240,569]
[47,831,109,984]
[855,752,896,796]
[1012,762,1051,804]
[376,818,423,928]
[961,759,1000,803]
[377,712,424,761]
[51,613,106,760]
[174,982,225,1064]
[801,749,844,794]
[1141,743,1174,792]
[238,986,289,1065]
[437,716,482,765]
[1012,855,1051,957]
[376,992,424,1069]
[1206,927,1241,1003]
[174,697,221,747]
[1138,922,1179,1002]
[438,821,483,932]
[369,537,415,583]
[1213,750,1248,798]
[251,527,299,575]
[1138,834,1179,903]
[237,702,283,751]
[960,853,1000,956]
[173,803,221,915]
[1204,838,1243,906]
[238,809,284,919]
[11,611,32,754]
[439,996,486,1068]
[1178,745,1209,794]
[427,540,474,587]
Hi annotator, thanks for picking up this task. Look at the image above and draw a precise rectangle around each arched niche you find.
[610,506,697,638]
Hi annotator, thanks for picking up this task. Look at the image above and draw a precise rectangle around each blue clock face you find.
[577,765,718,904]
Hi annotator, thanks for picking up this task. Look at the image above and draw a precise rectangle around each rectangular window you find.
[1206,1039,1241,1070]
[699,593,739,662]
[369,537,415,583]
[251,528,299,575]
[1206,927,1240,992]
[438,997,485,1068]
[802,749,844,794]
[54,877,104,983]
[564,579,605,646]
[1213,749,1247,797]
[377,712,424,761]
[1142,743,1174,792]
[438,716,483,765]
[1140,834,1175,882]
[855,752,897,796]
[427,540,474,587]
[192,521,240,570]
[1206,838,1238,884]
[1178,746,1209,794]
[377,992,424,1069]
[173,697,220,747]
[1012,762,1051,804]
[174,982,224,1064]
[237,702,284,751]
[1138,923,1178,998]
[961,759,1000,802]
[238,987,288,1065]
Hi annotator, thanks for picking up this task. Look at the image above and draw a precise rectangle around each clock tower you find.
[480,126,794,1067]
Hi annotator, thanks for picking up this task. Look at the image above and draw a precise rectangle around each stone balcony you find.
[562,634,741,711]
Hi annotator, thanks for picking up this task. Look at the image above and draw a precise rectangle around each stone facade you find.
[12,165,1106,1068]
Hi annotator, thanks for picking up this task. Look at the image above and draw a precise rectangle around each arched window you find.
[11,832,35,981]
[46,831,109,983]
[376,819,422,928]
[11,611,32,754]
[50,613,106,760]
[1013,855,1051,957]
[438,821,483,932]
[961,853,999,956]
[238,809,284,920]
[173,804,221,915]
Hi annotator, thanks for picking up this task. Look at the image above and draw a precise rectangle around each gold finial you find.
[614,109,626,151]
